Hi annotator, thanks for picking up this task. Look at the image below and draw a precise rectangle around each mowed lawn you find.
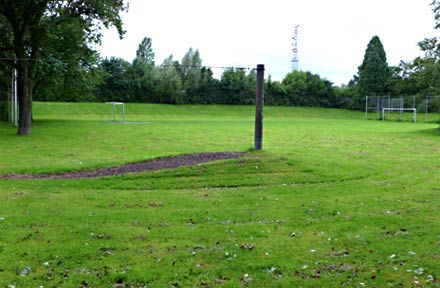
[0,102,439,287]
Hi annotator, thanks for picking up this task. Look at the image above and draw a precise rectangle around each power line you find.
[0,57,256,71]
[0,57,92,64]
[157,64,255,71]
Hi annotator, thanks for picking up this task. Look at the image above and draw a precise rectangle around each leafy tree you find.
[0,67,11,121]
[282,71,307,105]
[131,37,156,102]
[95,57,132,102]
[357,36,391,97]
[405,33,440,97]
[196,67,219,104]
[245,69,257,101]
[0,0,126,135]
[265,76,288,106]
[32,15,104,102]
[304,72,334,107]
[333,82,361,110]
[279,71,335,107]
[181,48,202,103]
[219,68,254,104]
[133,37,155,66]
[0,15,15,121]
[156,55,183,104]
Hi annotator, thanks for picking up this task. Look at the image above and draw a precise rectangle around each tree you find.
[408,26,440,97]
[357,36,391,97]
[386,1,440,104]
[133,37,155,66]
[281,71,334,107]
[0,0,126,135]
[32,15,104,102]
[156,55,183,104]
[196,67,219,104]
[181,48,202,103]
[131,37,156,102]
[0,66,11,121]
[95,57,132,102]
[219,68,254,104]
[265,76,288,106]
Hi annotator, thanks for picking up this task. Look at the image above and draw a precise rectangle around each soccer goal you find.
[366,96,417,123]
[382,107,417,123]
[105,102,125,123]
[382,96,417,123]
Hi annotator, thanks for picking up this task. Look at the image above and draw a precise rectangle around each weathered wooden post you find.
[254,64,264,150]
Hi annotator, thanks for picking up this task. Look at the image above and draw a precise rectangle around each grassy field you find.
[0,102,439,287]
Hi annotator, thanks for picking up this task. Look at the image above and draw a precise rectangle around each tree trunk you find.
[17,65,32,135]
[15,45,33,135]
[6,0,46,135]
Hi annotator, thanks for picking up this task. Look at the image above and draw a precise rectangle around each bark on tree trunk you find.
[17,70,32,135]
[16,49,33,135]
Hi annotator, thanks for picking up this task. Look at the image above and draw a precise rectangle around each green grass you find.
[0,102,439,287]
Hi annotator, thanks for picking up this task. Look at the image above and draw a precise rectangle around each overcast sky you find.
[99,0,438,85]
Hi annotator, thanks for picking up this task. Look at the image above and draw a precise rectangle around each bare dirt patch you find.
[1,152,243,180]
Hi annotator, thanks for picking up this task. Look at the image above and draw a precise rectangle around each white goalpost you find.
[382,108,417,123]
[10,68,18,126]
[366,95,417,123]
[382,97,417,123]
[105,102,125,123]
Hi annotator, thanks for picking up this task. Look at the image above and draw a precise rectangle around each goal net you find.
[366,96,417,122]
[105,102,125,123]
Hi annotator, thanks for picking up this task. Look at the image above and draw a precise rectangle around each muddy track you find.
[1,152,244,180]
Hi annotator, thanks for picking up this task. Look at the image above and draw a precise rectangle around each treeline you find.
[31,37,339,107]
[2,0,440,135]
[3,34,440,112]
[31,36,440,111]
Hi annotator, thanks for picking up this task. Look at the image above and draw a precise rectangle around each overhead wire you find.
[0,57,256,71]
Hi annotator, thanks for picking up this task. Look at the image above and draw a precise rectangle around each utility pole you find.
[254,64,265,150]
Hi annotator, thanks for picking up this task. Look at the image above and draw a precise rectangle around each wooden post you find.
[254,64,264,150]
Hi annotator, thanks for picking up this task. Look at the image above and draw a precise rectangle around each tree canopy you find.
[357,36,391,97]
[2,2,440,126]
[0,0,126,135]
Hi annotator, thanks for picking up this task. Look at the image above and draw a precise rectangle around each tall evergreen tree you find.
[357,36,391,96]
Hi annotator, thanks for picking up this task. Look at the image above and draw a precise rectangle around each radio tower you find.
[291,25,299,71]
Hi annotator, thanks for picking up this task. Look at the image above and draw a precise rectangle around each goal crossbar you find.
[106,102,125,123]
[382,108,416,123]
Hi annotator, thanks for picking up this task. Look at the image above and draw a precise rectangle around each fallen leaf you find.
[240,243,256,250]
[240,274,254,284]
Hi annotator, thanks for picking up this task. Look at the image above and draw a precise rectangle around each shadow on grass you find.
[408,127,440,136]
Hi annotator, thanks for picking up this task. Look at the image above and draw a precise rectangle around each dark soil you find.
[1,152,243,180]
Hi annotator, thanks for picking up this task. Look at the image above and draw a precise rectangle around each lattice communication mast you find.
[291,25,299,71]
